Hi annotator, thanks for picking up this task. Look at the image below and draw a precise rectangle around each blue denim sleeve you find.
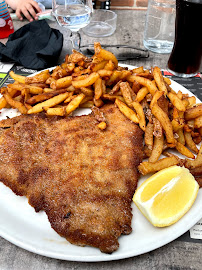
[35,0,76,9]
[35,0,52,9]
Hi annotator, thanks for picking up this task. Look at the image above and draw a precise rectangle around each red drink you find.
[0,0,14,39]
[168,0,202,77]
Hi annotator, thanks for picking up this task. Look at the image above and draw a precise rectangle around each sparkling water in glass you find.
[143,0,176,54]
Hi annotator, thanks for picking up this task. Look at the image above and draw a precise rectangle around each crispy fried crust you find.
[0,105,143,253]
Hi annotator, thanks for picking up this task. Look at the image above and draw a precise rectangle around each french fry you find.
[132,101,146,131]
[0,96,8,110]
[153,118,163,138]
[25,70,50,84]
[68,50,87,63]
[0,88,10,109]
[163,77,171,85]
[184,131,199,154]
[137,70,151,78]
[132,81,141,94]
[52,76,72,89]
[97,70,113,77]
[138,156,179,175]
[176,128,185,145]
[0,86,18,109]
[162,151,184,166]
[185,104,202,120]
[27,85,44,95]
[97,121,107,130]
[66,93,85,115]
[194,115,202,128]
[61,62,75,72]
[93,97,104,107]
[73,66,84,73]
[120,82,135,107]
[73,74,92,81]
[175,141,195,159]
[63,92,74,103]
[152,103,175,145]
[79,100,94,108]
[135,86,149,103]
[107,70,121,86]
[72,73,99,88]
[145,122,154,149]
[43,88,55,93]
[168,92,186,112]
[153,66,167,94]
[26,89,68,105]
[45,107,66,116]
[91,60,108,72]
[9,71,26,84]
[149,135,164,163]
[78,95,91,105]
[150,91,164,109]
[94,78,103,100]
[193,135,202,145]
[66,85,76,92]
[108,80,122,95]
[5,83,24,92]
[132,66,144,74]
[171,107,185,132]
[94,42,118,67]
[80,87,94,97]
[28,92,69,114]
[119,70,132,80]
[177,91,183,100]
[187,96,196,107]
[127,75,158,96]
[115,98,139,124]
[104,60,115,71]
[7,82,43,95]
[2,88,27,114]
[185,143,202,169]
[102,94,124,102]
[143,145,152,158]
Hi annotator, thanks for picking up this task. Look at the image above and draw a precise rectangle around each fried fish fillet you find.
[0,105,143,253]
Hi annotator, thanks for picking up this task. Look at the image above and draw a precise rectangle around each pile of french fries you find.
[0,42,202,186]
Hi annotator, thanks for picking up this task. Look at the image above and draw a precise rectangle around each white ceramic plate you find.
[0,65,202,262]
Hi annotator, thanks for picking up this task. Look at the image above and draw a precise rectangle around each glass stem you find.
[70,31,81,52]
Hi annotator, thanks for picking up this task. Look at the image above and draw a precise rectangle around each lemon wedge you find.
[133,166,199,227]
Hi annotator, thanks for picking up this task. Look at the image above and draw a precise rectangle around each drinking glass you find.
[52,0,93,51]
[143,0,176,54]
[167,0,202,77]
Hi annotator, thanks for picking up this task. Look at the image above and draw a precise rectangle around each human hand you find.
[15,0,42,22]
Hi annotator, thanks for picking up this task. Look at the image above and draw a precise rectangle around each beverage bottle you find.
[167,0,202,77]
[0,0,14,39]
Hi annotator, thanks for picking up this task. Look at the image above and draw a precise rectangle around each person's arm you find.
[6,0,42,22]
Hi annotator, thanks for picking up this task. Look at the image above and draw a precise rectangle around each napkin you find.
[0,20,63,70]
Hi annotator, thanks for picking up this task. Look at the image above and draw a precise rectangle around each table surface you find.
[0,9,202,270]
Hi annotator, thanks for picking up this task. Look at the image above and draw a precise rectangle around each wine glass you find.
[52,0,93,51]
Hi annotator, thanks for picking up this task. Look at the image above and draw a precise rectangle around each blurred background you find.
[93,0,148,9]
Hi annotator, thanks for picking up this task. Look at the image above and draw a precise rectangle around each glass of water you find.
[143,0,176,54]
[52,0,93,51]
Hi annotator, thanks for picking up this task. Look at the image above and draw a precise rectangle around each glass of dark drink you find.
[167,0,202,78]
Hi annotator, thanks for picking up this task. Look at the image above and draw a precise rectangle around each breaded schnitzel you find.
[0,104,143,253]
